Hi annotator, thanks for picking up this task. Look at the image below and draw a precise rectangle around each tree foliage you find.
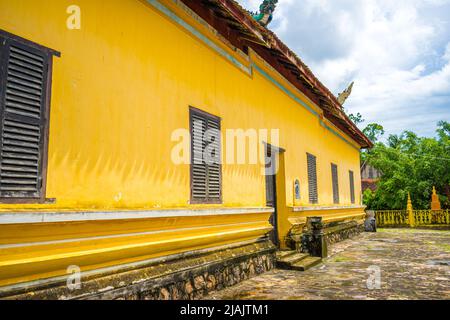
[363,123,385,143]
[348,112,364,126]
[345,108,449,210]
[363,122,450,210]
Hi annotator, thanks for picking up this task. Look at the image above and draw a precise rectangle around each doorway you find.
[265,144,280,247]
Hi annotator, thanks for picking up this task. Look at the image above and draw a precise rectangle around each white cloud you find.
[238,0,450,137]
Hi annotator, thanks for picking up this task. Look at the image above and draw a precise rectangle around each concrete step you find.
[276,250,297,260]
[277,253,309,268]
[291,256,322,271]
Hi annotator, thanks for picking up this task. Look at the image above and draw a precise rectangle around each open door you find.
[265,145,279,247]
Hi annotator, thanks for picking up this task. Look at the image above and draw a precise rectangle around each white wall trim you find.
[291,205,366,212]
[0,207,274,224]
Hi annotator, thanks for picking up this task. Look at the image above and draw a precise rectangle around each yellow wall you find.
[0,0,362,211]
[0,212,273,287]
[0,0,365,288]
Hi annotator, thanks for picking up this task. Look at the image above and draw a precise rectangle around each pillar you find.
[407,193,415,227]
[302,217,328,258]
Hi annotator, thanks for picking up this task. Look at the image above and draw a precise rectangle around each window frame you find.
[0,30,59,204]
[331,163,340,204]
[189,106,222,205]
[306,153,318,204]
[349,170,356,204]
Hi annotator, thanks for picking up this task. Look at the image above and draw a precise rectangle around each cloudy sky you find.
[238,0,450,138]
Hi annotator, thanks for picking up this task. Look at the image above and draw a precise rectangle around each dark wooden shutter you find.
[265,147,276,208]
[331,163,339,204]
[191,112,207,202]
[190,108,221,204]
[307,153,318,204]
[206,116,221,202]
[349,170,355,204]
[0,35,50,200]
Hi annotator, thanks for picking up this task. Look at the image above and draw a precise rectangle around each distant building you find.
[361,162,382,192]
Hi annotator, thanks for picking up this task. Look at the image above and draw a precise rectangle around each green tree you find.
[348,112,364,126]
[363,123,385,143]
[360,123,385,163]
[364,122,450,210]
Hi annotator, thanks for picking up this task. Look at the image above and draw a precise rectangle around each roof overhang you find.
[180,0,374,149]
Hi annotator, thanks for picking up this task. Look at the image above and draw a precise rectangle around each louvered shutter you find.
[307,153,318,204]
[265,148,276,208]
[331,163,339,204]
[0,36,49,199]
[191,113,207,202]
[190,108,221,204]
[206,117,221,202]
[349,170,355,204]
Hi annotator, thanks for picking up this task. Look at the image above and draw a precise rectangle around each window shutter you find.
[331,163,339,204]
[307,153,318,204]
[206,117,221,202]
[190,108,221,204]
[0,36,50,199]
[191,113,207,202]
[349,170,355,204]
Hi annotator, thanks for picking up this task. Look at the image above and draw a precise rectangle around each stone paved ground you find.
[205,229,450,300]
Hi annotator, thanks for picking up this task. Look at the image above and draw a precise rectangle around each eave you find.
[180,0,373,149]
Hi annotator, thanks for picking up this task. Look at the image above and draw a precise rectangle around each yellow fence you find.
[375,210,408,226]
[375,210,450,227]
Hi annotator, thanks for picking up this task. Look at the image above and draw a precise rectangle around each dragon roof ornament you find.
[337,82,354,105]
[250,0,278,27]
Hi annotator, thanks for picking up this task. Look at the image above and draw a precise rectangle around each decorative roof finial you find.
[407,192,415,227]
[431,186,442,211]
[251,0,278,27]
[337,82,354,105]
[407,192,413,210]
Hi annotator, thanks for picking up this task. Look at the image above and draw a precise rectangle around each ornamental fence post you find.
[407,193,415,227]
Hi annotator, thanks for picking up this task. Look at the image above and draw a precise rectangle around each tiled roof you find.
[181,0,373,148]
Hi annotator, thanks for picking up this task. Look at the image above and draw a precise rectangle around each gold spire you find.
[407,192,413,210]
[407,192,415,227]
[431,186,441,211]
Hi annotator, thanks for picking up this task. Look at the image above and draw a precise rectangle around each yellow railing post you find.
[431,186,442,211]
[407,193,415,227]
[430,186,442,224]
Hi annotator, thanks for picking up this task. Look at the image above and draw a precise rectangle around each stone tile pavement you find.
[205,229,450,300]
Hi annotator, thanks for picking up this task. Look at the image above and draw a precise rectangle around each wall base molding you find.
[323,220,366,246]
[288,218,366,255]
[2,240,276,300]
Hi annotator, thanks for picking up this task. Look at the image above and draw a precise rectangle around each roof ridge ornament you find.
[337,81,354,105]
[250,0,278,27]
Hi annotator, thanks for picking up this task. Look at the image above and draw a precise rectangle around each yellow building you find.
[0,0,372,299]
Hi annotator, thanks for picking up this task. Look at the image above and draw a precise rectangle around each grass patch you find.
[378,228,450,235]
[433,243,450,253]
[329,256,356,263]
